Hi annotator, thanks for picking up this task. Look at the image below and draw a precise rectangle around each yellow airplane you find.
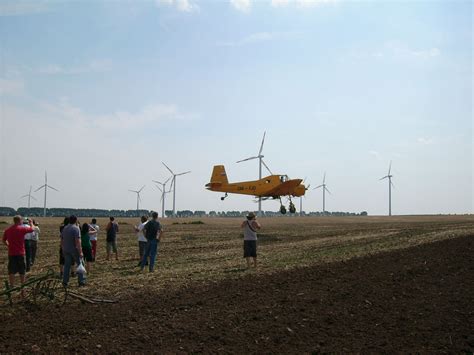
[205,165,307,214]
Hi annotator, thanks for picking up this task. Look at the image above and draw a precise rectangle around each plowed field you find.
[1,215,473,353]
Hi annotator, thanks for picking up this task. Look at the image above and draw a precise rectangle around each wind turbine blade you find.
[388,160,392,175]
[152,180,162,185]
[129,189,138,193]
[48,185,59,192]
[31,196,37,201]
[34,185,45,192]
[379,176,388,180]
[155,184,163,192]
[20,194,29,199]
[236,156,258,163]
[258,131,266,156]
[313,185,323,190]
[261,160,273,175]
[323,172,326,184]
[325,187,332,195]
[176,171,191,176]
[164,176,172,185]
[138,194,142,202]
[162,162,174,175]
[390,181,395,189]
[139,185,145,193]
[170,177,175,191]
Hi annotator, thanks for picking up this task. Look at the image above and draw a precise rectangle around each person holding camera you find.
[241,212,261,269]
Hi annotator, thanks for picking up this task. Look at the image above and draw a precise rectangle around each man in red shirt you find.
[2,215,34,293]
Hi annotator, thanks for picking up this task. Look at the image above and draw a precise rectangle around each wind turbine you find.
[20,186,37,208]
[380,161,394,216]
[129,185,145,213]
[152,177,172,218]
[162,162,191,218]
[35,171,59,217]
[236,131,272,216]
[313,172,331,214]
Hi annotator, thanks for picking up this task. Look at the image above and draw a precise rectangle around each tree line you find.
[0,206,368,218]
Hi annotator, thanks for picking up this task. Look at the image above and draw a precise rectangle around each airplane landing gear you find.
[289,201,296,214]
[221,193,228,201]
[279,197,287,214]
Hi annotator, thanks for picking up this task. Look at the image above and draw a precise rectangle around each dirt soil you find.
[1,234,473,353]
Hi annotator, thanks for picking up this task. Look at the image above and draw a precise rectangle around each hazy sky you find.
[0,0,472,215]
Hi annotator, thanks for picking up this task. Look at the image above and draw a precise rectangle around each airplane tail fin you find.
[206,165,228,189]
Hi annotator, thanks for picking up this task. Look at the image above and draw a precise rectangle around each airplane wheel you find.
[221,197,225,201]
[289,206,296,214]
[280,205,287,214]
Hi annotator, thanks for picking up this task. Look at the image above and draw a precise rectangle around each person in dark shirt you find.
[105,216,119,261]
[140,211,163,272]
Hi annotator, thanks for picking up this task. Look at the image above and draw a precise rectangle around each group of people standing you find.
[3,210,260,294]
[2,216,40,294]
[59,216,121,287]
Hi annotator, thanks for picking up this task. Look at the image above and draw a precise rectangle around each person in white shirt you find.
[134,216,148,267]
[23,218,35,272]
[29,220,40,266]
[89,218,100,261]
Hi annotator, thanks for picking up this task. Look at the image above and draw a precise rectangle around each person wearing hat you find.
[241,212,261,268]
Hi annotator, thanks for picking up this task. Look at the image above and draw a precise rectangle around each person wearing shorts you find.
[81,223,95,272]
[2,215,35,295]
[241,212,261,268]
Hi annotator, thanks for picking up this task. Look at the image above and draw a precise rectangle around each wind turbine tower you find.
[162,162,191,218]
[380,161,394,216]
[35,171,59,217]
[152,177,171,218]
[129,185,145,213]
[236,131,273,216]
[313,172,331,214]
[20,186,37,208]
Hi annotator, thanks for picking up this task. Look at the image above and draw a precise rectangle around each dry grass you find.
[0,215,473,300]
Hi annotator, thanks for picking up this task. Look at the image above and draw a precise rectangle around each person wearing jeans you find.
[63,250,85,286]
[141,212,163,272]
[61,215,85,287]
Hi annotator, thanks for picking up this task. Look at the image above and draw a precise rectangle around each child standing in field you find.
[81,223,96,272]
[241,212,261,268]
[89,218,99,261]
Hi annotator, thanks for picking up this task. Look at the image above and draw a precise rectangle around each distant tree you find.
[193,210,207,217]
[360,211,368,216]
[0,207,16,216]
